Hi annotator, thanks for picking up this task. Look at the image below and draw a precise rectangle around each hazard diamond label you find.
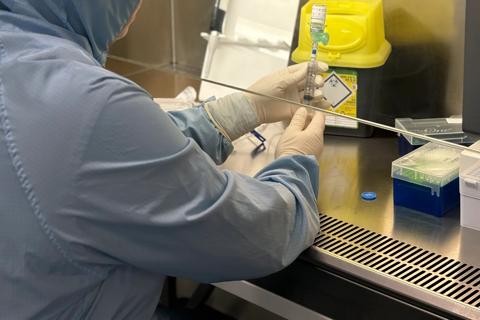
[323,72,353,109]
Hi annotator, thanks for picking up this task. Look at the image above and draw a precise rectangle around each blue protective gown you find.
[0,1,320,319]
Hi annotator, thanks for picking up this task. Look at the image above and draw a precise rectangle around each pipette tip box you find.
[392,143,462,217]
[395,117,478,156]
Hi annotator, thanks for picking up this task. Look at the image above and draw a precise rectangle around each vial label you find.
[311,5,327,28]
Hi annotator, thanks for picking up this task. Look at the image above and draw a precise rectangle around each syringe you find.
[303,4,329,106]
[303,46,319,105]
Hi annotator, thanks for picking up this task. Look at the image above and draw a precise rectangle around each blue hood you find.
[0,0,141,64]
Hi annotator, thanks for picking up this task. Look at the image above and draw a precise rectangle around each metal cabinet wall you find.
[381,0,466,121]
[109,0,214,74]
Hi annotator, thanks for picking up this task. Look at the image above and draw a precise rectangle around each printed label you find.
[322,69,358,129]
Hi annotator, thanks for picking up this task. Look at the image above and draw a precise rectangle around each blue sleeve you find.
[167,106,234,165]
[51,87,320,283]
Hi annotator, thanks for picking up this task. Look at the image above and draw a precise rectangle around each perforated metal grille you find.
[315,214,480,308]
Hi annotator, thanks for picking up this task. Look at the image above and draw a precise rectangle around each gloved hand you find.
[276,107,325,161]
[247,61,330,124]
[204,62,329,141]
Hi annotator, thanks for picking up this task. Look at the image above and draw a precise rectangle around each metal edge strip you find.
[306,247,479,319]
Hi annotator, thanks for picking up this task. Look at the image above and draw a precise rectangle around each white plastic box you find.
[394,117,480,156]
[460,140,480,231]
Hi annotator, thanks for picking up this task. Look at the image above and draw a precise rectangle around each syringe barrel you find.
[303,61,317,105]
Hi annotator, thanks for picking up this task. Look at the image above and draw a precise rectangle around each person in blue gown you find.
[0,1,328,318]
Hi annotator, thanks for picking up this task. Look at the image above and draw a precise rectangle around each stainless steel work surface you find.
[315,133,479,268]
[308,133,480,319]
[227,129,480,268]
[223,128,480,319]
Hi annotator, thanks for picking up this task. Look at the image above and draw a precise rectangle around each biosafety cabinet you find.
[108,1,480,319]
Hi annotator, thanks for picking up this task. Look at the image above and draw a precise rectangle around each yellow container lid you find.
[292,0,392,68]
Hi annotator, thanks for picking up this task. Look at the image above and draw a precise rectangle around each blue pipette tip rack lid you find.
[361,192,377,201]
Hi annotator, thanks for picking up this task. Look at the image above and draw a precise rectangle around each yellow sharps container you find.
[292,0,391,137]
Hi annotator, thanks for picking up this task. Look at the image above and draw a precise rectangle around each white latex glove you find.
[276,108,325,161]
[204,62,329,142]
[247,61,330,124]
